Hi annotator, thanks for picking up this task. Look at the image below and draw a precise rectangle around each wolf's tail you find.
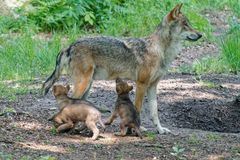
[41,49,69,96]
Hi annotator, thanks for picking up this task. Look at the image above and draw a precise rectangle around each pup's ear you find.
[66,85,70,92]
[128,85,133,92]
[116,86,122,94]
[167,3,183,22]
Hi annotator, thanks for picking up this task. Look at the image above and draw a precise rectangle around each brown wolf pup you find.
[42,4,202,134]
[105,78,142,138]
[49,85,105,140]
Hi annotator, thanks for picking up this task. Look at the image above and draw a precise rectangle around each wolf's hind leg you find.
[72,65,94,99]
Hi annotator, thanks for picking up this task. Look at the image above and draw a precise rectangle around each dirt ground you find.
[0,10,240,160]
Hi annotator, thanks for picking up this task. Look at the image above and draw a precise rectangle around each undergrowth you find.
[191,24,240,74]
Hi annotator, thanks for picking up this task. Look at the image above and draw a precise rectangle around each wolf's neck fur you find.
[55,95,71,109]
[147,19,181,67]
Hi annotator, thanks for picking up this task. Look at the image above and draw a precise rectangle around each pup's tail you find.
[41,49,69,96]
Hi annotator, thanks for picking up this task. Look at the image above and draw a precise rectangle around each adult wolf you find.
[42,4,202,134]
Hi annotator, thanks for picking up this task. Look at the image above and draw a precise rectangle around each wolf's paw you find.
[157,127,171,134]
[140,126,148,132]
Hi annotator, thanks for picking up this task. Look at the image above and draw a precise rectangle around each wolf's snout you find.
[197,33,202,39]
[187,33,202,41]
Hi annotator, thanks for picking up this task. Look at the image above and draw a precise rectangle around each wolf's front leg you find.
[147,83,171,134]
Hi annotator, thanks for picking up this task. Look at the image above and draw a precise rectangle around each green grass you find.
[221,28,240,72]
[192,56,230,74]
[0,31,79,80]
[191,24,240,74]
[227,0,240,17]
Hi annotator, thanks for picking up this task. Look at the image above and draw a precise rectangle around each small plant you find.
[38,155,57,160]
[145,131,157,141]
[188,134,202,145]
[0,106,16,116]
[68,144,77,152]
[16,135,24,142]
[206,133,222,141]
[0,152,13,160]
[49,127,57,135]
[170,144,186,160]
[20,156,31,160]
[115,151,124,160]
[231,146,240,155]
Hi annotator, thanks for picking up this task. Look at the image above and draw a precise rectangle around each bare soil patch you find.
[0,72,240,160]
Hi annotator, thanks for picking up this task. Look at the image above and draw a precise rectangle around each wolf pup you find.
[105,78,142,138]
[49,85,105,140]
[42,4,202,134]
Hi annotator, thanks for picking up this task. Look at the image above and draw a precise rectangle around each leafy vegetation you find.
[170,144,186,160]
[16,0,116,32]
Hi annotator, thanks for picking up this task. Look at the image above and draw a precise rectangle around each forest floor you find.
[0,9,240,160]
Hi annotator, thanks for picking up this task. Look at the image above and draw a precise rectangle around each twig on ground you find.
[134,143,162,148]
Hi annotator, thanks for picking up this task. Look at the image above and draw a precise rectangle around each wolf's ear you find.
[66,85,70,92]
[167,3,183,22]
